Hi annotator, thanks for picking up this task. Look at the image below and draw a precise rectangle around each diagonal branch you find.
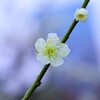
[22,0,90,100]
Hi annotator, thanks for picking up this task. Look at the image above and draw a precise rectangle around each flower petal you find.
[37,53,50,64]
[50,55,64,67]
[47,33,59,45]
[35,38,46,52]
[57,43,70,57]
[78,8,88,15]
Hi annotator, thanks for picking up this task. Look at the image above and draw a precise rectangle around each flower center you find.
[78,14,85,18]
[47,48,55,56]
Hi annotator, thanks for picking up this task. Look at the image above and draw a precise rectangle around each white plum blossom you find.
[74,8,88,22]
[35,33,70,67]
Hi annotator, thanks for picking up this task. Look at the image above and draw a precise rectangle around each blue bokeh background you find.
[0,0,100,100]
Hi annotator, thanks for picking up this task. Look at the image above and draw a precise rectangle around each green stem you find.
[81,0,90,8]
[61,20,78,43]
[22,64,50,100]
[22,0,90,100]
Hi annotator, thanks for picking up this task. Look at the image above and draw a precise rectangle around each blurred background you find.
[0,0,100,100]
